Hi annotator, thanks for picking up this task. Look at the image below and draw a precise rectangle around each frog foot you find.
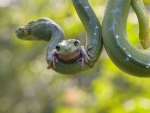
[47,50,58,69]
[77,46,97,69]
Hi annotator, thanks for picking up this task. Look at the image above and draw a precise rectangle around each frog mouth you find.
[57,49,81,62]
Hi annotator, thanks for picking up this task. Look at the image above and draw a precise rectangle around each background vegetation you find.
[0,0,150,113]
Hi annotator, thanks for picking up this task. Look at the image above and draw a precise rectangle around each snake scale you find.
[16,0,150,77]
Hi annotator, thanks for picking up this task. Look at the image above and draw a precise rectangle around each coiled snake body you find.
[102,0,150,77]
[15,0,103,75]
[15,0,150,77]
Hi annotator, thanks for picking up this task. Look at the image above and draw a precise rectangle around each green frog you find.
[47,39,96,69]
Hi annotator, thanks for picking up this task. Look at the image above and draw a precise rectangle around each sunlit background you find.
[0,0,150,113]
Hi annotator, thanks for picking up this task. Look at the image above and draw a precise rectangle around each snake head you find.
[15,25,32,40]
[15,18,56,41]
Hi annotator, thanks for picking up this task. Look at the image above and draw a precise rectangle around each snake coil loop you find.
[102,0,150,77]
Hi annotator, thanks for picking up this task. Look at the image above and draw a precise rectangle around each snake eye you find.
[24,30,29,35]
[74,40,79,46]
[56,45,60,51]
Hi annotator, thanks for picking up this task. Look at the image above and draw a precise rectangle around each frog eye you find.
[56,45,60,51]
[74,40,79,46]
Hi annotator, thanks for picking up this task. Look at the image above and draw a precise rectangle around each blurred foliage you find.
[0,0,150,113]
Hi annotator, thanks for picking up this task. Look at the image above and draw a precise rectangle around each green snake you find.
[102,0,150,77]
[15,0,150,76]
[15,0,103,75]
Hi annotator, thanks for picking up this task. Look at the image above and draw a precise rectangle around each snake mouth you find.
[57,49,81,62]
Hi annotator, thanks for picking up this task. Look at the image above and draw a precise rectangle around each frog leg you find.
[86,46,95,59]
[47,50,58,69]
[77,46,96,69]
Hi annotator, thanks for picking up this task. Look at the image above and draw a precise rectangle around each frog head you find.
[55,39,82,61]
